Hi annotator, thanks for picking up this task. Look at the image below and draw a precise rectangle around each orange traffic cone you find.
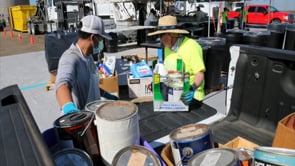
[10,30,14,38]
[30,35,35,45]
[18,33,22,41]
[2,28,6,36]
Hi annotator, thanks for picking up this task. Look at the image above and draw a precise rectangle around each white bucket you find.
[95,100,140,165]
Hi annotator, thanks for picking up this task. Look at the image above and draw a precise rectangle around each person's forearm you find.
[193,72,204,88]
[56,84,73,108]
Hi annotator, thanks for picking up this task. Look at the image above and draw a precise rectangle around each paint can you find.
[187,148,241,166]
[53,111,100,165]
[112,145,161,166]
[42,127,74,155]
[95,100,140,165]
[254,146,295,166]
[167,72,183,102]
[53,148,94,166]
[236,148,254,166]
[85,100,112,113]
[169,123,215,166]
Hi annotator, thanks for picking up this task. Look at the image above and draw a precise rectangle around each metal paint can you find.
[254,146,295,166]
[53,111,100,165]
[236,148,254,166]
[85,100,112,113]
[95,100,140,165]
[53,148,94,166]
[169,123,215,166]
[167,72,183,102]
[112,145,161,166]
[187,148,241,166]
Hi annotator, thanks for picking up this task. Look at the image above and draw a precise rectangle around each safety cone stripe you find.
[18,34,22,40]
[3,29,6,36]
[30,35,35,45]
[10,30,13,38]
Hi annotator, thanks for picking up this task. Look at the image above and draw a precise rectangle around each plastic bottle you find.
[177,59,183,72]
[183,72,190,93]
[154,48,167,77]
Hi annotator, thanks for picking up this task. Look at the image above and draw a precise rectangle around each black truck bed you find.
[210,45,295,146]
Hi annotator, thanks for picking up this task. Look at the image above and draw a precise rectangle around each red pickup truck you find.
[228,4,294,25]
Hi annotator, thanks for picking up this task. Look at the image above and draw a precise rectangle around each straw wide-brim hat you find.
[148,15,189,36]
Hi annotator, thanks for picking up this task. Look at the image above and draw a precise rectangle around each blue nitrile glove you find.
[62,102,79,115]
[180,86,195,105]
[103,91,119,100]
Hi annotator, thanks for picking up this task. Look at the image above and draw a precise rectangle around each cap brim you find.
[148,29,189,36]
[101,32,112,40]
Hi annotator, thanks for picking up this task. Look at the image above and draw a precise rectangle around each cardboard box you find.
[272,112,295,149]
[127,75,153,98]
[219,136,259,150]
[153,73,189,112]
[99,71,119,96]
[161,143,174,166]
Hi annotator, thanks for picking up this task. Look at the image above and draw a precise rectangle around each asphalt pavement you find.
[0,30,45,57]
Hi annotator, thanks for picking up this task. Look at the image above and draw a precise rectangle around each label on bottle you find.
[183,72,190,93]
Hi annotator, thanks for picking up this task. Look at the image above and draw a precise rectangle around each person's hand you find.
[180,86,195,105]
[103,91,119,100]
[62,102,79,115]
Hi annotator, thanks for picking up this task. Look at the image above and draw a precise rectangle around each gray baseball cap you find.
[80,15,112,40]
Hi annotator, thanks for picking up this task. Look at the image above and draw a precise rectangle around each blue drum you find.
[169,123,214,166]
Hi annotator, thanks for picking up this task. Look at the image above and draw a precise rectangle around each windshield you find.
[268,6,279,12]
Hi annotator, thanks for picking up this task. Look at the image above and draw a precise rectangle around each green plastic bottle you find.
[153,73,163,101]
[177,59,183,72]
[183,72,190,93]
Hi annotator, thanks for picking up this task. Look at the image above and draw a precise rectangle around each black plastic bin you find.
[243,31,270,47]
[267,23,286,49]
[284,23,295,51]
[45,32,78,72]
[198,21,216,37]
[104,32,118,53]
[197,37,226,90]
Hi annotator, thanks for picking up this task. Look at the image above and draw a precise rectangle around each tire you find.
[271,19,281,24]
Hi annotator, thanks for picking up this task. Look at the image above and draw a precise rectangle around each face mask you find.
[93,40,104,55]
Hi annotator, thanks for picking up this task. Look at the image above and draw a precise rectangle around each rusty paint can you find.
[112,145,161,166]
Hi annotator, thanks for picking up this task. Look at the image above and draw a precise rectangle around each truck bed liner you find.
[137,102,217,142]
[210,45,295,147]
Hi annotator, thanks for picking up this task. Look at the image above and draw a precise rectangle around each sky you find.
[30,0,36,5]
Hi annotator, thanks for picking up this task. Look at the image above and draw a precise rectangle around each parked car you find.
[228,4,294,25]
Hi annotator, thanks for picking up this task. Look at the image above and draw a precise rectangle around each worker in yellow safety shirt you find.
[221,7,228,34]
[239,6,248,30]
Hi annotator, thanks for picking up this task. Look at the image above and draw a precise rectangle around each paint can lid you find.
[96,101,138,121]
[85,100,111,112]
[112,145,161,166]
[254,146,295,157]
[53,148,94,166]
[188,148,239,166]
[54,111,93,128]
[170,123,210,141]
